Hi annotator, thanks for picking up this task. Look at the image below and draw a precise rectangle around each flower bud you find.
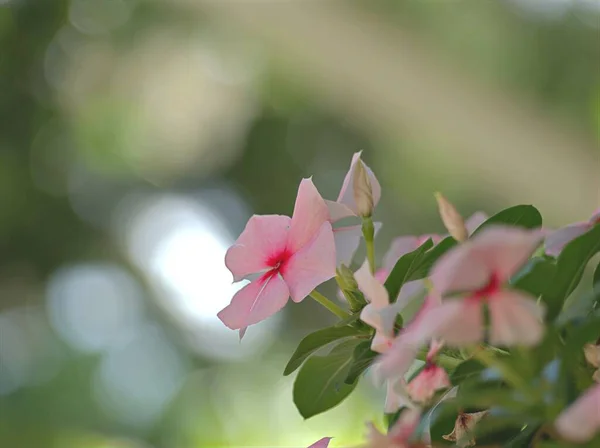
[336,265,366,311]
[353,160,375,217]
[435,192,468,242]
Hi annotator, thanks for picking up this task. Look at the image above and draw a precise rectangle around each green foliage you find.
[344,340,378,384]
[384,238,433,301]
[510,257,556,298]
[284,325,364,375]
[292,339,360,419]
[473,204,543,233]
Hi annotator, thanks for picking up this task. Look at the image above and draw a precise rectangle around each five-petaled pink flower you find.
[363,408,422,448]
[545,208,600,257]
[307,437,332,448]
[218,179,336,337]
[427,225,546,347]
[406,340,451,403]
[555,383,600,443]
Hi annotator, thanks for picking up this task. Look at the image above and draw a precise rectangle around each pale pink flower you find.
[355,262,405,353]
[373,295,442,385]
[363,408,421,448]
[218,179,335,336]
[307,437,332,448]
[555,383,600,443]
[427,226,546,347]
[442,410,489,447]
[384,377,414,413]
[406,340,451,403]
[584,343,600,382]
[545,208,600,256]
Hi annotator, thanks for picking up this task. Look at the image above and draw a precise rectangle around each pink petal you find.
[389,407,421,443]
[555,383,600,443]
[282,221,336,302]
[545,222,591,257]
[225,215,291,281]
[426,340,445,361]
[591,208,600,223]
[407,364,451,403]
[430,300,485,347]
[288,178,330,253]
[356,261,389,308]
[373,338,421,385]
[465,211,488,234]
[333,225,363,267]
[385,378,413,413]
[337,152,381,215]
[325,199,355,221]
[432,226,543,293]
[371,331,395,354]
[488,289,545,346]
[396,280,425,310]
[307,437,332,448]
[217,273,289,330]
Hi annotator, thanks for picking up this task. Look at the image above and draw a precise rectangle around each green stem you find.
[309,290,351,320]
[362,217,376,274]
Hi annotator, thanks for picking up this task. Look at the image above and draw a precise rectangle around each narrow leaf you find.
[543,224,600,321]
[384,238,433,302]
[406,236,457,282]
[344,340,377,384]
[284,326,362,376]
[473,204,542,234]
[293,339,360,419]
[594,261,600,293]
[510,257,556,297]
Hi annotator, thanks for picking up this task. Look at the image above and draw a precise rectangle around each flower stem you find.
[309,290,351,320]
[362,217,376,274]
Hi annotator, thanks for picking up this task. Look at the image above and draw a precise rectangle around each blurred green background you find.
[0,0,598,447]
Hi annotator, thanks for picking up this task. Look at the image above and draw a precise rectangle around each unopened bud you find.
[336,265,366,311]
[435,192,468,242]
[353,160,374,217]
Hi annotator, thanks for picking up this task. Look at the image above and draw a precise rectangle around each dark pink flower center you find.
[266,248,292,275]
[472,272,501,302]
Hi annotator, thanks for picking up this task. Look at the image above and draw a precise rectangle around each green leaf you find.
[543,225,600,321]
[473,205,542,233]
[594,261,600,293]
[283,326,362,376]
[510,257,556,297]
[292,339,360,419]
[384,238,433,301]
[406,236,458,282]
[344,340,378,384]
[450,359,485,384]
[334,312,362,327]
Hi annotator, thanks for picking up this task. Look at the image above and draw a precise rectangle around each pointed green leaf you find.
[406,236,457,282]
[344,340,378,384]
[510,257,556,297]
[283,325,362,376]
[543,224,600,321]
[293,339,360,419]
[594,261,600,293]
[384,238,433,302]
[473,205,542,234]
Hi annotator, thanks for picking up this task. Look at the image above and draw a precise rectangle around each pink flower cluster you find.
[218,152,600,446]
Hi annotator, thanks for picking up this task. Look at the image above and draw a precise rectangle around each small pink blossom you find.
[363,408,422,448]
[406,341,451,403]
[555,383,600,443]
[428,226,546,347]
[545,208,600,256]
[355,262,404,353]
[307,437,332,448]
[218,179,336,336]
[442,410,489,447]
[584,343,600,382]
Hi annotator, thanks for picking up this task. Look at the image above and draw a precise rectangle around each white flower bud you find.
[353,160,374,217]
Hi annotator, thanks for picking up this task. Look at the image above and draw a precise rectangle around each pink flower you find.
[373,295,442,385]
[355,262,404,353]
[545,208,600,256]
[427,226,546,347]
[406,341,451,403]
[326,152,382,266]
[307,437,332,448]
[384,377,414,413]
[218,179,336,336]
[555,383,600,443]
[364,408,421,448]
